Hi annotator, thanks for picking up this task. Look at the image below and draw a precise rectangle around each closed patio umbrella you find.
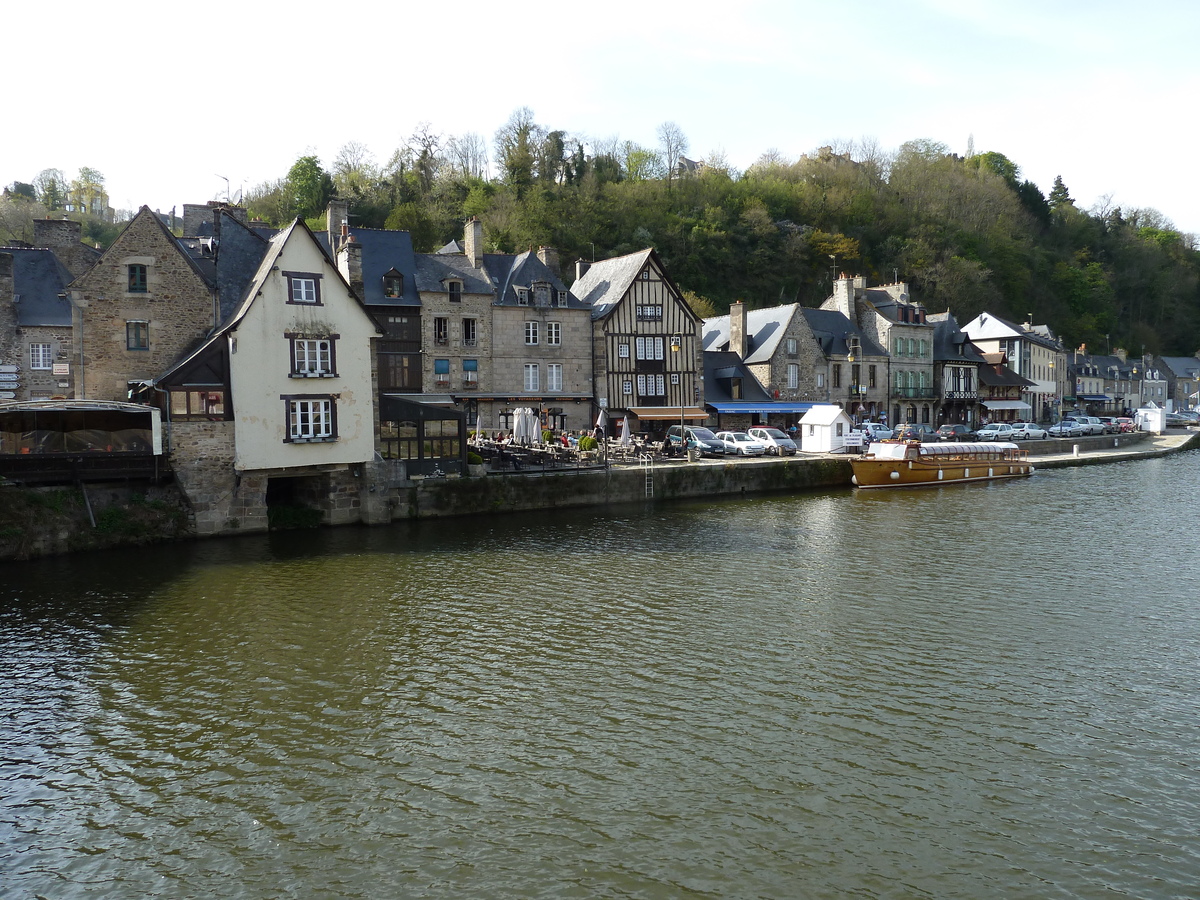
[619,415,632,446]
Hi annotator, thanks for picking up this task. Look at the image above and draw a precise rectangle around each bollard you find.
[1073,444,1080,456]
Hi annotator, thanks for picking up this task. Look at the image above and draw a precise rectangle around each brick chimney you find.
[33,218,82,249]
[327,199,350,250]
[536,246,560,277]
[831,275,856,320]
[575,259,591,281]
[464,217,483,268]
[730,300,748,359]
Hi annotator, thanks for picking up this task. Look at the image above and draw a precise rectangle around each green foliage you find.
[541,429,555,443]
[284,155,335,221]
[578,435,599,452]
[467,451,484,465]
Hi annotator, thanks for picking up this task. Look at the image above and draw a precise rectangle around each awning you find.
[1078,394,1113,401]
[982,400,1031,411]
[628,406,709,421]
[707,401,818,414]
[380,394,464,421]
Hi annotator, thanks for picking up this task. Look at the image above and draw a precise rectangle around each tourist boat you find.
[850,440,1033,488]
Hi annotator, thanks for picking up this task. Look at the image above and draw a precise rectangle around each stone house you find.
[962,311,1064,422]
[153,220,386,535]
[68,206,218,402]
[928,311,985,428]
[800,306,889,425]
[571,248,704,434]
[482,236,593,435]
[1153,354,1200,410]
[824,276,937,426]
[0,248,75,401]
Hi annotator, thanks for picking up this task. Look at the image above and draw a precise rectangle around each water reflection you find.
[3,451,1200,898]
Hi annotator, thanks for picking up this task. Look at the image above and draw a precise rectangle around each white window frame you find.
[618,343,630,358]
[525,321,539,345]
[787,363,799,389]
[636,336,664,360]
[547,363,563,391]
[293,338,332,376]
[288,275,320,304]
[462,318,477,347]
[523,363,539,391]
[29,343,54,370]
[547,322,561,346]
[287,398,334,441]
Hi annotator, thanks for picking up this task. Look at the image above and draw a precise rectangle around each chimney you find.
[464,217,483,268]
[337,235,363,300]
[730,301,748,359]
[536,246,560,277]
[575,259,591,281]
[33,218,82,249]
[1114,347,1128,362]
[327,199,350,249]
[831,275,855,320]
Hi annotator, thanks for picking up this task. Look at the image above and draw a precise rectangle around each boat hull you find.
[850,441,1034,488]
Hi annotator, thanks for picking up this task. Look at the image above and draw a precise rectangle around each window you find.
[907,338,916,357]
[291,338,334,376]
[618,343,630,358]
[547,363,563,391]
[285,271,322,305]
[547,322,561,346]
[524,364,539,391]
[895,371,905,390]
[637,374,665,396]
[434,358,450,386]
[516,287,529,306]
[556,290,568,307]
[816,372,825,388]
[786,338,798,355]
[641,268,650,280]
[918,339,927,358]
[832,364,841,388]
[126,321,149,351]
[525,321,539,345]
[434,317,448,345]
[787,364,799,389]
[623,379,633,395]
[29,343,53,370]
[383,273,404,297]
[448,281,462,303]
[636,304,663,320]
[463,359,478,385]
[894,337,904,356]
[128,264,147,293]
[285,396,335,442]
[462,318,477,347]
[869,365,877,388]
[636,336,664,360]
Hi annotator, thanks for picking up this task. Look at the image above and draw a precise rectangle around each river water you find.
[3,452,1200,899]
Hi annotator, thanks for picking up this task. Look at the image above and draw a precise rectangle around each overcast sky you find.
[7,0,1199,233]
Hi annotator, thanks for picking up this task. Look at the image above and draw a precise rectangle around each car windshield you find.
[730,433,750,441]
[690,428,717,440]
[757,428,787,439]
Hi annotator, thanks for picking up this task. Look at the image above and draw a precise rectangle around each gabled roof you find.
[79,205,214,294]
[928,311,986,363]
[964,311,1060,350]
[800,307,887,357]
[414,251,493,296]
[1157,356,1200,378]
[979,356,1035,387]
[702,351,773,403]
[5,247,73,327]
[800,404,852,425]
[482,250,584,308]
[703,304,802,363]
[571,248,654,319]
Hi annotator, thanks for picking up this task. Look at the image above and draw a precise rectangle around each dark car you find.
[937,424,978,442]
[894,423,938,442]
[666,425,726,457]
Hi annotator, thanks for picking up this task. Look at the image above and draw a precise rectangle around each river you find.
[3,451,1200,899]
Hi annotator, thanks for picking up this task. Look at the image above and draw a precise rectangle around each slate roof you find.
[482,250,584,308]
[414,251,493,297]
[176,212,272,324]
[928,311,986,363]
[315,227,422,308]
[703,304,801,363]
[978,358,1035,387]
[570,249,653,319]
[1158,356,1200,378]
[5,247,73,327]
[800,307,887,357]
[702,351,773,403]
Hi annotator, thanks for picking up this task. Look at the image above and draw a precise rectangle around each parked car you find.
[1066,415,1105,435]
[1097,417,1122,434]
[854,422,894,442]
[666,425,726,457]
[1009,421,1047,440]
[1048,419,1085,438]
[1113,416,1136,432]
[976,422,1016,441]
[714,431,768,456]
[746,426,798,456]
[937,424,978,442]
[1168,410,1199,426]
[894,423,939,442]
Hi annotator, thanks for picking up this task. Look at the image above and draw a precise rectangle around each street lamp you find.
[671,333,685,458]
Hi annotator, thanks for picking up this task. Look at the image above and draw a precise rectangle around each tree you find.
[69,167,108,218]
[494,107,543,197]
[34,168,67,210]
[283,155,334,221]
[657,121,689,186]
[1048,175,1073,209]
[445,132,489,179]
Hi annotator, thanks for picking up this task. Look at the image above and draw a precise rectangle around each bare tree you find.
[657,121,689,185]
[445,132,490,179]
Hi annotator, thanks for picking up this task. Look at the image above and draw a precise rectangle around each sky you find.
[7,0,1200,233]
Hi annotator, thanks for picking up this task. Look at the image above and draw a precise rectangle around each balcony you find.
[943,390,978,400]
[892,387,937,399]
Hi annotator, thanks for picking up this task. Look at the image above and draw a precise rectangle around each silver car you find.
[714,431,768,456]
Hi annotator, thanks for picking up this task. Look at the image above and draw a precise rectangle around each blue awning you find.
[708,402,817,414]
[1078,394,1113,401]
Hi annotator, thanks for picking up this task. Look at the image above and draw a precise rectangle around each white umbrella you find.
[595,407,608,438]
[619,415,632,446]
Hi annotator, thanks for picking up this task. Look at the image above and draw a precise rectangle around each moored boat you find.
[850,440,1033,488]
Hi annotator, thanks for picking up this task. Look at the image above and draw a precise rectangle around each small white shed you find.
[1135,403,1165,434]
[799,404,855,453]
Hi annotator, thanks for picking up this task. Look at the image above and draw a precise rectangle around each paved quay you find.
[1028,429,1199,469]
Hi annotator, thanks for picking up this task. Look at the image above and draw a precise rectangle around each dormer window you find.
[383,270,404,298]
[448,281,462,303]
[516,288,529,306]
[556,290,569,307]
[533,283,551,308]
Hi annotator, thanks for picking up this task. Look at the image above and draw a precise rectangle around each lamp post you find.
[671,333,684,458]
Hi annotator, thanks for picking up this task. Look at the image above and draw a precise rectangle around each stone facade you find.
[69,207,216,401]
[32,218,101,278]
